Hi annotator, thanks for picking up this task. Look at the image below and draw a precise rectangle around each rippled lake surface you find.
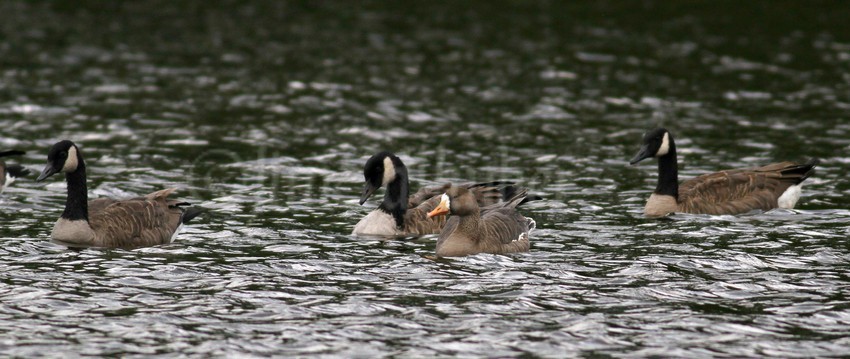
[1,1,850,357]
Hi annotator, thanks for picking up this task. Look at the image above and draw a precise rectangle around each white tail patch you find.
[516,232,528,242]
[169,223,183,243]
[778,184,802,209]
[515,217,536,242]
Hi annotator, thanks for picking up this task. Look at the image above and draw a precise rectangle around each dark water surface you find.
[1,1,850,357]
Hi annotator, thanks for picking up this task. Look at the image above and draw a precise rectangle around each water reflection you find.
[1,0,850,357]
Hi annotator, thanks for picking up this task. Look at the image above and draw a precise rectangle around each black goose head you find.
[36,140,83,182]
[359,151,407,205]
[630,128,673,165]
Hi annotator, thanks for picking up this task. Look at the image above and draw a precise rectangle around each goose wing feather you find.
[402,194,448,235]
[88,198,119,214]
[477,209,531,252]
[407,183,450,208]
[88,188,184,248]
[407,182,514,208]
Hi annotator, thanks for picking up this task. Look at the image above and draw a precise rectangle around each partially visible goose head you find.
[36,140,83,182]
[0,150,25,159]
[426,187,479,218]
[630,127,673,165]
[0,150,29,189]
[359,151,408,205]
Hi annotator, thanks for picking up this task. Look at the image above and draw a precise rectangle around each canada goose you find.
[0,150,30,192]
[36,140,202,249]
[353,151,524,236]
[427,186,535,257]
[629,128,819,217]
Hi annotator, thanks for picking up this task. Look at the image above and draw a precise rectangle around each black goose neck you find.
[62,161,88,221]
[378,172,409,228]
[655,142,679,198]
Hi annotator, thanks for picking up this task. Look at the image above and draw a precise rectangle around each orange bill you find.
[427,194,450,218]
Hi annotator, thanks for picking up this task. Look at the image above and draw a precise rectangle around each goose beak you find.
[36,163,58,182]
[629,144,652,165]
[359,182,378,205]
[427,194,450,218]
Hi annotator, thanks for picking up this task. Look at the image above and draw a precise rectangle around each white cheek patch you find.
[381,157,396,186]
[656,132,670,157]
[441,193,451,210]
[62,146,79,173]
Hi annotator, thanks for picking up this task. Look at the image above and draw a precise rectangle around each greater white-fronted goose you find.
[352,151,523,236]
[427,186,536,257]
[630,127,819,217]
[0,150,30,192]
[36,140,202,249]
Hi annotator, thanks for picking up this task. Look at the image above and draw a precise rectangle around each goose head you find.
[36,140,83,182]
[427,187,477,218]
[359,151,404,205]
[630,128,672,165]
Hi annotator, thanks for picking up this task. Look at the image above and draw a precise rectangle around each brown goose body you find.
[37,140,201,249]
[353,151,521,236]
[428,186,535,257]
[631,128,818,217]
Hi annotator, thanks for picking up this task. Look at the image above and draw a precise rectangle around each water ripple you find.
[1,1,850,357]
